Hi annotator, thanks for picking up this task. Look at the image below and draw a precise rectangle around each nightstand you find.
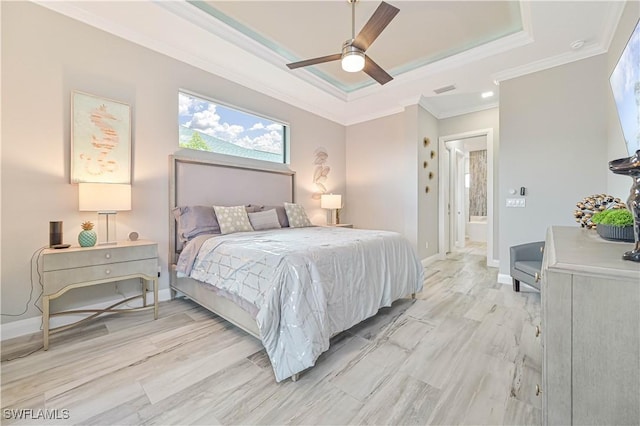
[41,240,158,350]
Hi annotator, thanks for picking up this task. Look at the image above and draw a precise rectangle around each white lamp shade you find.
[79,183,131,212]
[321,194,342,209]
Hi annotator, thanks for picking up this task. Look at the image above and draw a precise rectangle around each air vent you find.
[434,85,456,94]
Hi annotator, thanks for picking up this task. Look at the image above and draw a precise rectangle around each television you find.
[610,18,640,156]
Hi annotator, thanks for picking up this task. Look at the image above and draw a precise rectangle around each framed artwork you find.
[71,91,131,183]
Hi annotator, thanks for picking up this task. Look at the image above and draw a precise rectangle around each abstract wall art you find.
[71,91,131,183]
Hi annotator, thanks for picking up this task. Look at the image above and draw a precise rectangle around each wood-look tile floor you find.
[1,242,542,425]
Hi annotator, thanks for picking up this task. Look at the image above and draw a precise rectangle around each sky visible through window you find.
[179,92,285,162]
[610,20,639,156]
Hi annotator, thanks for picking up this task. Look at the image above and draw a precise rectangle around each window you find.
[178,91,287,164]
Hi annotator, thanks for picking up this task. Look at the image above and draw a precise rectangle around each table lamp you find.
[79,183,131,245]
[321,193,342,225]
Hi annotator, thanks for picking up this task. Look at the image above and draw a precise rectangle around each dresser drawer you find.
[43,258,158,295]
[43,243,157,271]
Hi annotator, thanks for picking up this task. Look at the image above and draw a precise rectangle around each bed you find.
[169,154,424,382]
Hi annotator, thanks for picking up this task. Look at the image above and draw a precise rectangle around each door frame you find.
[438,128,497,267]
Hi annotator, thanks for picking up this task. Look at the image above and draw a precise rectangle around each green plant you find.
[591,208,634,227]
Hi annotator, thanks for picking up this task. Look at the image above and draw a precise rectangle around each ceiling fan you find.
[286,0,400,85]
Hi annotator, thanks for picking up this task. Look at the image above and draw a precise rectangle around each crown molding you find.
[491,1,626,84]
[437,102,499,120]
[30,0,628,127]
[33,0,349,125]
[491,42,606,84]
[600,1,628,52]
[348,28,534,102]
[155,1,350,102]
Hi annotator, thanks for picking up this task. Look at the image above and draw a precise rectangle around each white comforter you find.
[178,226,423,382]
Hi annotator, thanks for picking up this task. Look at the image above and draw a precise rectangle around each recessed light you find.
[481,91,494,99]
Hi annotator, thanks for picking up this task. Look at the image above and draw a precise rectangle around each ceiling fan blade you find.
[364,56,393,85]
[286,53,342,69]
[352,2,400,52]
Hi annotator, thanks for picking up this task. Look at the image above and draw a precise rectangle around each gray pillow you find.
[245,204,264,213]
[172,205,220,243]
[248,209,282,231]
[261,205,289,227]
[173,204,264,243]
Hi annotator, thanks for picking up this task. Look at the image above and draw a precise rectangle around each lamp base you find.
[97,211,118,245]
[326,209,339,226]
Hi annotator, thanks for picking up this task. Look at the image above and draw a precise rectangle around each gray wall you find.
[1,2,346,324]
[606,1,640,199]
[417,105,440,259]
[439,107,499,261]
[345,105,439,259]
[499,54,608,275]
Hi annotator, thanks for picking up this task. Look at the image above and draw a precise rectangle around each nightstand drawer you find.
[43,243,157,271]
[43,258,158,295]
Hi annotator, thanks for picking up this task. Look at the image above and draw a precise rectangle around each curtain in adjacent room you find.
[469,149,487,216]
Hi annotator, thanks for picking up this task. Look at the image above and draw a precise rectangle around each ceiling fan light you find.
[342,52,365,72]
[341,42,365,73]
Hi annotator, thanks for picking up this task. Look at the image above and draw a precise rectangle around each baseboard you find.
[422,253,444,267]
[1,288,172,341]
[487,258,499,268]
[497,273,512,285]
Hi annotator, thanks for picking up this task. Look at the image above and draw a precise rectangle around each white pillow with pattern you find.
[213,205,254,234]
[283,202,312,228]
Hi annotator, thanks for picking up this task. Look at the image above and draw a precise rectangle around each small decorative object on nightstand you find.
[41,239,158,350]
[78,221,97,247]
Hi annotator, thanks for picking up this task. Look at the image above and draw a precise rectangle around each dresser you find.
[541,226,640,425]
[41,240,159,350]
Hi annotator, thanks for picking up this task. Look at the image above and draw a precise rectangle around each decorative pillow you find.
[248,209,282,231]
[245,204,264,213]
[261,205,289,228]
[283,202,312,228]
[172,205,220,243]
[213,205,254,234]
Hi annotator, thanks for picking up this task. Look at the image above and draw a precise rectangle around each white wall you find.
[1,2,346,324]
[345,105,438,259]
[345,113,406,234]
[606,1,640,200]
[498,54,608,275]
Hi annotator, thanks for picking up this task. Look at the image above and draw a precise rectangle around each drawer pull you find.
[535,326,541,337]
[105,269,111,275]
[105,253,111,259]
[535,384,542,396]
[535,272,541,283]
[539,246,544,254]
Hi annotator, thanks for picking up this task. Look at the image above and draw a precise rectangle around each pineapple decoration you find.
[78,221,97,247]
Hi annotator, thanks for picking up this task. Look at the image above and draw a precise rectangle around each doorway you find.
[438,129,496,267]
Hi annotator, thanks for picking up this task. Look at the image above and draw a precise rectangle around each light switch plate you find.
[506,198,526,208]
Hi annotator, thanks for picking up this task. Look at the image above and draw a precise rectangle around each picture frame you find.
[71,91,131,183]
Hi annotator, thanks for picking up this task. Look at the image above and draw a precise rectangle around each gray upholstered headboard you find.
[169,154,295,264]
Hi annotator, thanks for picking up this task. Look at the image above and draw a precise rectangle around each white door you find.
[442,144,451,254]
[456,149,466,248]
